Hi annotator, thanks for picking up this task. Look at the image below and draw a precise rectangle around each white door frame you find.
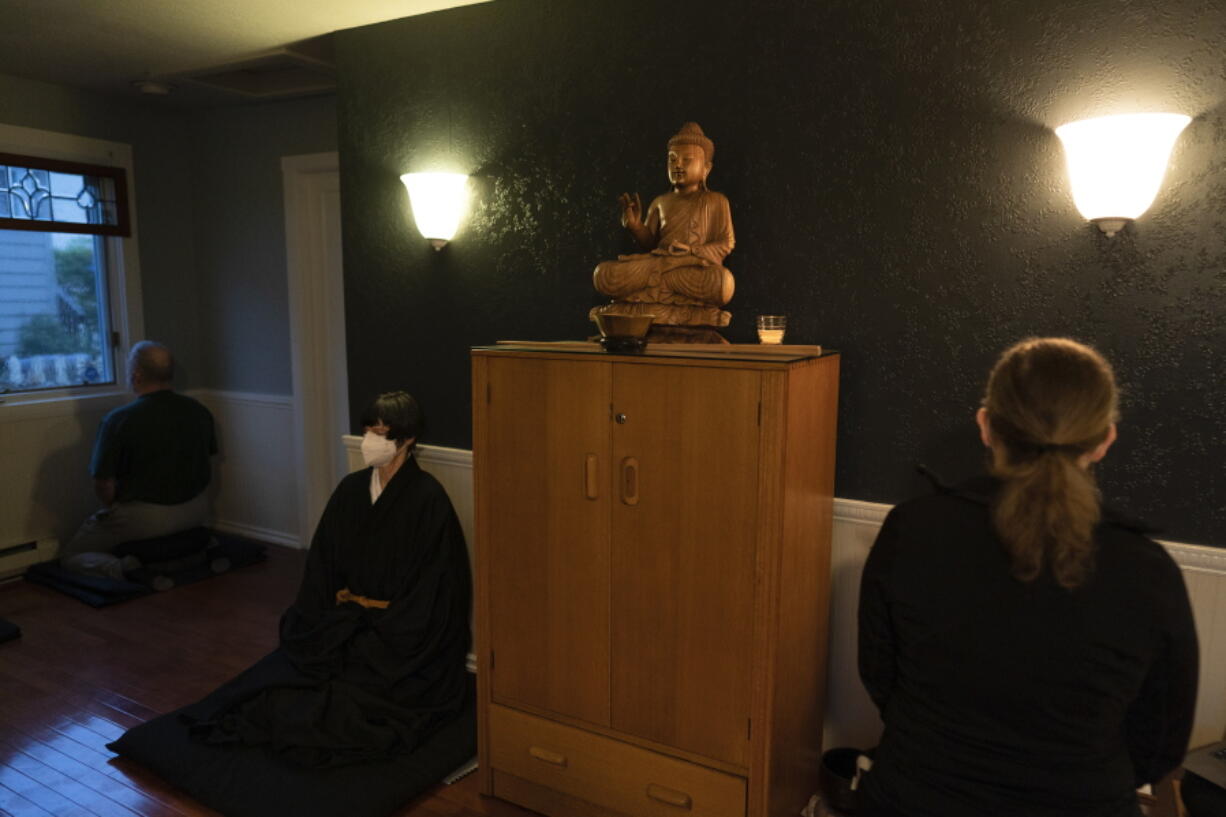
[283,152,348,548]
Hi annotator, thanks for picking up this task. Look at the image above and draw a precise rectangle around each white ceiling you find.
[0,0,488,104]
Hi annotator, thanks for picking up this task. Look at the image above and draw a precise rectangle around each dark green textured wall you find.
[336,0,1225,546]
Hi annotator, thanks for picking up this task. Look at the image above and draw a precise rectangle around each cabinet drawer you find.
[490,704,745,817]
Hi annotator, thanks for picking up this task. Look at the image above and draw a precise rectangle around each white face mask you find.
[361,431,399,468]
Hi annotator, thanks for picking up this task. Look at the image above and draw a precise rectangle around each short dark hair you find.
[360,391,424,446]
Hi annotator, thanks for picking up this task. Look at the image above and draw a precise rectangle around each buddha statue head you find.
[666,122,714,192]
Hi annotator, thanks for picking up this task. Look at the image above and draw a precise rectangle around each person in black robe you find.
[184,390,471,768]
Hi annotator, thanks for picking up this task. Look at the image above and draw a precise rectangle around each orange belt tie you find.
[335,587,390,609]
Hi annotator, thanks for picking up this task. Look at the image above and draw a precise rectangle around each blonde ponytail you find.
[982,339,1118,589]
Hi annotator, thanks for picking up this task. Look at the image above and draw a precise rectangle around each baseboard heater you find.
[0,538,59,580]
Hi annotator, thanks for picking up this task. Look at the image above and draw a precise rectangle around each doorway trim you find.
[283,152,348,547]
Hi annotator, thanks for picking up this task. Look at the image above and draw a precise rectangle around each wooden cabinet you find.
[473,344,839,817]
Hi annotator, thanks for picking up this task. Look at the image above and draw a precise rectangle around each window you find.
[0,129,140,400]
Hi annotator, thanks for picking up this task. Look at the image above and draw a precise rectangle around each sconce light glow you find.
[400,172,470,250]
[1055,113,1190,236]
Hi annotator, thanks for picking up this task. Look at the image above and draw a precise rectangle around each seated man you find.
[61,341,216,578]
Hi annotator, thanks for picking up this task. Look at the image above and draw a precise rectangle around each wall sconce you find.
[400,172,470,250]
[1055,113,1191,236]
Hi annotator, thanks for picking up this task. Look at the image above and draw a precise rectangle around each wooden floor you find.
[0,545,534,817]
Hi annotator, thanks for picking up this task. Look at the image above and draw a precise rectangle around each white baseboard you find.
[349,442,1224,752]
[210,519,301,549]
[0,537,59,579]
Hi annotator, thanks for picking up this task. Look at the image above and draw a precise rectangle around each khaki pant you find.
[61,492,209,578]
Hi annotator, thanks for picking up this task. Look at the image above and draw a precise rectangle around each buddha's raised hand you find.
[618,192,643,229]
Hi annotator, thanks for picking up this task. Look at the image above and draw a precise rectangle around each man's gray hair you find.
[129,341,174,384]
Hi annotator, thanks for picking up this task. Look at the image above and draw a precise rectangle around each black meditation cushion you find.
[112,526,212,563]
[0,616,20,643]
[25,532,266,606]
[109,651,476,817]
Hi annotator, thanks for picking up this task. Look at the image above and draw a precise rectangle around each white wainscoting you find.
[191,389,300,548]
[339,439,1226,752]
[823,503,1226,751]
[0,388,303,568]
[0,389,131,560]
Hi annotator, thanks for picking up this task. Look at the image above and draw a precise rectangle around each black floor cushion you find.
[23,561,150,606]
[0,616,20,643]
[113,526,214,562]
[24,531,267,607]
[109,651,477,817]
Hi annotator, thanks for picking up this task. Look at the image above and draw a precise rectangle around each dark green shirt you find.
[89,390,217,505]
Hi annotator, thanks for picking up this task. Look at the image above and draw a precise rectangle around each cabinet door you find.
[610,363,761,765]
[484,357,612,726]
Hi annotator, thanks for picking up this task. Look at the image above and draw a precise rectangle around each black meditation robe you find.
[187,457,471,768]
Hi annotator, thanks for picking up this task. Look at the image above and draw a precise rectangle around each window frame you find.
[0,123,143,418]
[0,151,131,237]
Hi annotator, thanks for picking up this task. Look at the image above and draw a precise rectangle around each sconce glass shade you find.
[1055,113,1190,235]
[400,172,470,249]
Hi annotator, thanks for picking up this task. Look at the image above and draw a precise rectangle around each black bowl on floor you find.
[820,747,864,813]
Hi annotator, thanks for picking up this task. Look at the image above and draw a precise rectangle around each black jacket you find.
[858,477,1198,817]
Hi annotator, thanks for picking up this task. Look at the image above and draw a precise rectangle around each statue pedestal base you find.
[648,325,728,344]
[599,336,648,354]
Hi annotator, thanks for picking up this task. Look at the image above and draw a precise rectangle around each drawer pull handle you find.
[528,746,568,767]
[646,783,692,810]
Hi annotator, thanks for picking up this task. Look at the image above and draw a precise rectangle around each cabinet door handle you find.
[646,783,692,809]
[621,457,639,506]
[528,746,568,767]
[585,454,599,500]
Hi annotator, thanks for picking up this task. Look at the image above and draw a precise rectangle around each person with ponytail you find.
[857,338,1198,817]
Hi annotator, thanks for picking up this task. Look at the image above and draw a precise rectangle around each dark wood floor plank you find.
[3,737,188,817]
[103,760,221,817]
[0,765,100,817]
[0,742,144,817]
[0,782,56,817]
[0,547,538,817]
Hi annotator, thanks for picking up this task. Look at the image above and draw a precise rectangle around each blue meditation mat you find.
[24,530,267,607]
[108,651,477,817]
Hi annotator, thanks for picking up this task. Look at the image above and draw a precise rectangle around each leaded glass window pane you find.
[0,164,114,224]
[0,152,129,237]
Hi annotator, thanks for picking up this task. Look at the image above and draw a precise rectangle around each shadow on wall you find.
[824,553,884,752]
[30,401,105,548]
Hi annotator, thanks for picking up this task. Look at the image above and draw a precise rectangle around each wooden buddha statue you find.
[590,122,734,343]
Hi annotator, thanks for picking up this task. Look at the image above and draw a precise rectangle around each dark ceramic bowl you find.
[593,313,654,339]
[819,747,864,813]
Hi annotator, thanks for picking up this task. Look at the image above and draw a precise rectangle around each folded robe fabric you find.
[184,457,472,768]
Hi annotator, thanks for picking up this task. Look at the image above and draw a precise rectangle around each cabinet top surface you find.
[472,341,837,366]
